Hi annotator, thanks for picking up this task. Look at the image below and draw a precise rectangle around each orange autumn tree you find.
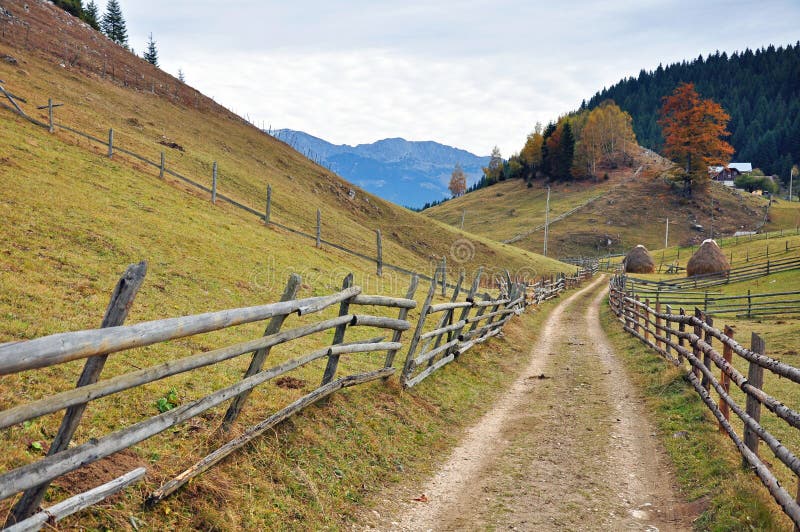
[448,162,467,197]
[659,82,734,195]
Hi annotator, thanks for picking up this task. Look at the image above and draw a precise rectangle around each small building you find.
[709,163,752,187]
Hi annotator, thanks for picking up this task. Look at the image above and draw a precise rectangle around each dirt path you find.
[365,276,698,531]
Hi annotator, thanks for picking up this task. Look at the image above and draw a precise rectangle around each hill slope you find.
[586,42,800,182]
[272,129,489,208]
[425,149,770,258]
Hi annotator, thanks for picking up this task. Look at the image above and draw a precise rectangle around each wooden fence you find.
[609,276,800,527]
[0,262,598,528]
[0,82,522,292]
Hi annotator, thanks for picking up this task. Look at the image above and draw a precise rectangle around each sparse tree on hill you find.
[482,146,503,185]
[520,124,544,180]
[178,69,186,83]
[101,0,128,46]
[143,33,159,66]
[659,82,734,196]
[448,163,467,197]
[83,1,100,30]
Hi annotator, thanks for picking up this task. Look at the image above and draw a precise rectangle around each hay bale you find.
[686,239,730,277]
[623,245,655,274]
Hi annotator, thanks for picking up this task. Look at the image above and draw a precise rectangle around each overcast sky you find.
[112,1,799,157]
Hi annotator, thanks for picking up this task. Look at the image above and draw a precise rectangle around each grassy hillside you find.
[0,1,574,528]
[426,149,772,258]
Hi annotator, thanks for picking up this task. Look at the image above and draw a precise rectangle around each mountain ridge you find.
[271,129,489,207]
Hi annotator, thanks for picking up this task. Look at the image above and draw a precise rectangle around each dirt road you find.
[367,276,697,531]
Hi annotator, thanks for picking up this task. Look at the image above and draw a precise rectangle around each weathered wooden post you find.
[633,295,641,335]
[665,304,673,357]
[747,289,752,318]
[5,262,147,526]
[221,274,301,430]
[655,301,662,351]
[644,298,651,344]
[321,274,354,385]
[678,308,686,364]
[376,229,383,277]
[211,161,217,204]
[265,184,272,225]
[159,151,165,178]
[47,98,54,133]
[107,128,114,158]
[401,273,438,385]
[693,309,703,380]
[719,325,734,432]
[743,333,766,465]
[702,314,714,391]
[441,256,447,297]
[383,276,419,371]
[316,209,321,248]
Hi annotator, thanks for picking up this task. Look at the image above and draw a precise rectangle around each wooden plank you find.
[145,368,392,505]
[0,287,362,375]
[265,184,272,224]
[211,161,218,204]
[221,274,301,429]
[321,274,353,385]
[404,354,455,388]
[0,341,382,501]
[451,268,482,358]
[6,262,147,525]
[702,315,714,391]
[5,468,146,532]
[350,315,411,331]
[351,294,416,309]
[107,128,113,158]
[419,320,467,340]
[0,315,354,431]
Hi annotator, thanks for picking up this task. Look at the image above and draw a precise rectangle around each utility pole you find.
[544,186,550,257]
[665,217,669,248]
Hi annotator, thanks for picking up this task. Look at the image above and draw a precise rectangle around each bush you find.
[734,174,778,193]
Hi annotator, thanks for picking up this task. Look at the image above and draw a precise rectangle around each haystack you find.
[623,245,655,274]
[686,239,730,277]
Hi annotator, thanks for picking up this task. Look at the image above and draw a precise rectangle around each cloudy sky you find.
[113,1,799,156]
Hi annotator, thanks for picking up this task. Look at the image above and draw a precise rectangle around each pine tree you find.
[101,0,128,46]
[83,1,100,30]
[143,33,159,66]
[178,69,186,83]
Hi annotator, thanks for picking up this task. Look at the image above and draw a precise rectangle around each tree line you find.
[52,0,167,72]
[586,42,800,187]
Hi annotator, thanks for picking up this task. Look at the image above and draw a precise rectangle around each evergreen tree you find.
[101,0,128,46]
[83,1,100,30]
[143,33,159,66]
[178,69,186,83]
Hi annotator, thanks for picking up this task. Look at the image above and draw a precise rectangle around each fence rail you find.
[609,277,800,526]
[0,262,595,527]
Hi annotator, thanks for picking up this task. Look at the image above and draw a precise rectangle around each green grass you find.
[599,301,787,530]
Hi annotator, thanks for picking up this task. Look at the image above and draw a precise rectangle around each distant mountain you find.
[271,129,490,208]
[586,42,800,183]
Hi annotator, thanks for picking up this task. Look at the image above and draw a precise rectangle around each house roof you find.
[728,162,752,172]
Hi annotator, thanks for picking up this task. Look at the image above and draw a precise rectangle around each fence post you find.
[265,184,271,225]
[644,298,651,344]
[383,275,419,371]
[655,301,662,351]
[702,315,714,391]
[677,307,686,363]
[693,309,703,380]
[376,229,383,277]
[747,289,752,318]
[704,291,709,312]
[401,273,438,386]
[743,333,766,465]
[441,256,447,297]
[665,304,673,357]
[211,161,217,204]
[634,295,641,335]
[316,209,321,248]
[321,273,354,385]
[47,97,54,133]
[719,325,734,432]
[221,273,301,430]
[107,128,114,158]
[4,262,147,526]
